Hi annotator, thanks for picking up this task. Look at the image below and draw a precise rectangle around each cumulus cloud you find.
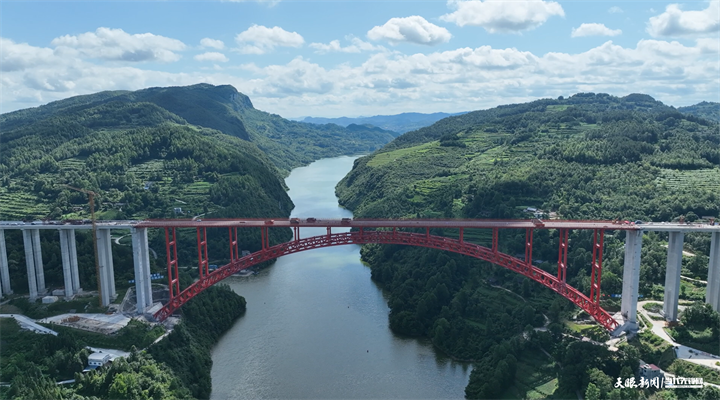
[310,36,385,54]
[200,38,225,50]
[441,0,564,33]
[235,25,304,54]
[2,30,718,121]
[608,6,623,14]
[51,27,186,63]
[194,52,229,62]
[572,23,622,37]
[367,16,452,45]
[647,0,720,37]
[0,38,56,71]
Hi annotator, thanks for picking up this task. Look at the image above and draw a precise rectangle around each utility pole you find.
[63,185,103,307]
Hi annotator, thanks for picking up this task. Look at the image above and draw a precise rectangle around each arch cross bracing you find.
[141,219,634,331]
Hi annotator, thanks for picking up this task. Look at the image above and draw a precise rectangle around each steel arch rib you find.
[154,231,618,331]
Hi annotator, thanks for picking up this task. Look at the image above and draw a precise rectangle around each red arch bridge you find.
[136,219,642,331]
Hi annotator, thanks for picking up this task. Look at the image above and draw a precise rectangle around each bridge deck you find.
[135,218,642,230]
[1,219,718,232]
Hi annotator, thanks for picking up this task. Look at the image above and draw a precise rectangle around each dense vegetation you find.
[678,101,720,123]
[0,284,245,399]
[337,93,720,399]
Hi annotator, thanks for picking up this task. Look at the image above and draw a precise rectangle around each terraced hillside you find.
[0,84,396,220]
[337,93,720,221]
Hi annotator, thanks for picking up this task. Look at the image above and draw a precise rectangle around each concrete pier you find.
[96,230,116,306]
[59,230,74,299]
[707,232,720,312]
[663,232,684,322]
[22,230,38,300]
[131,227,153,313]
[621,230,643,330]
[0,230,11,296]
[31,229,45,294]
[68,230,80,293]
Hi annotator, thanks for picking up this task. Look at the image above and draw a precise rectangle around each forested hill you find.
[0,84,395,220]
[1,84,396,174]
[337,92,720,222]
[679,101,720,123]
[302,111,467,134]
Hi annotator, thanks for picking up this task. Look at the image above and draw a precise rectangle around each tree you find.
[585,382,601,400]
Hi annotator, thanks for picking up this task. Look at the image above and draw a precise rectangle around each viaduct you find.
[0,219,718,333]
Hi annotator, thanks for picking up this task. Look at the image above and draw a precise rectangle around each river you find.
[210,156,471,399]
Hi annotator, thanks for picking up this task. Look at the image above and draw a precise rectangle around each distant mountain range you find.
[299,112,468,134]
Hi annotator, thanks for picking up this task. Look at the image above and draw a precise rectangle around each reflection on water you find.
[210,156,471,399]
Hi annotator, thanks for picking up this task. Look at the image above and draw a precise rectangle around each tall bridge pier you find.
[131,227,153,314]
[0,230,12,297]
[620,230,643,330]
[706,232,720,311]
[621,226,720,330]
[0,222,152,312]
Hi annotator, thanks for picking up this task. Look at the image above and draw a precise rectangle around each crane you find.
[63,185,103,307]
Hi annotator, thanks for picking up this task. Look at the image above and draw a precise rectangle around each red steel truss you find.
[164,228,180,299]
[152,222,620,331]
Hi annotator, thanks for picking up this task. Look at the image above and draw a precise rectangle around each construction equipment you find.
[63,185,103,307]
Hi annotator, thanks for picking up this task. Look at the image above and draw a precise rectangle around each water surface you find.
[210,156,471,399]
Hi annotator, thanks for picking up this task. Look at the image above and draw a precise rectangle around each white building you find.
[87,352,111,369]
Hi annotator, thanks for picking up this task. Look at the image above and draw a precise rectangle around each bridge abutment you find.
[621,230,643,330]
[707,232,720,312]
[0,230,12,296]
[663,231,684,322]
[131,227,153,314]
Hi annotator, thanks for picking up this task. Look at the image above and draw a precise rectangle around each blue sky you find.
[1,0,718,118]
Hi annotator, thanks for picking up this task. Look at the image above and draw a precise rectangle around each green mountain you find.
[0,84,395,220]
[337,93,720,222]
[301,111,468,134]
[336,93,720,399]
[679,101,720,123]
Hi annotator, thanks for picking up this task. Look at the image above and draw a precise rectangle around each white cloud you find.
[200,38,225,50]
[194,52,229,62]
[696,38,720,53]
[2,33,717,119]
[235,25,304,54]
[310,37,385,54]
[367,16,452,45]
[0,38,56,71]
[441,0,564,33]
[51,27,186,63]
[572,23,622,38]
[608,6,623,14]
[647,0,720,37]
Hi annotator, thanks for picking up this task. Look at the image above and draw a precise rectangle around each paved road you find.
[0,314,58,335]
[637,301,720,372]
